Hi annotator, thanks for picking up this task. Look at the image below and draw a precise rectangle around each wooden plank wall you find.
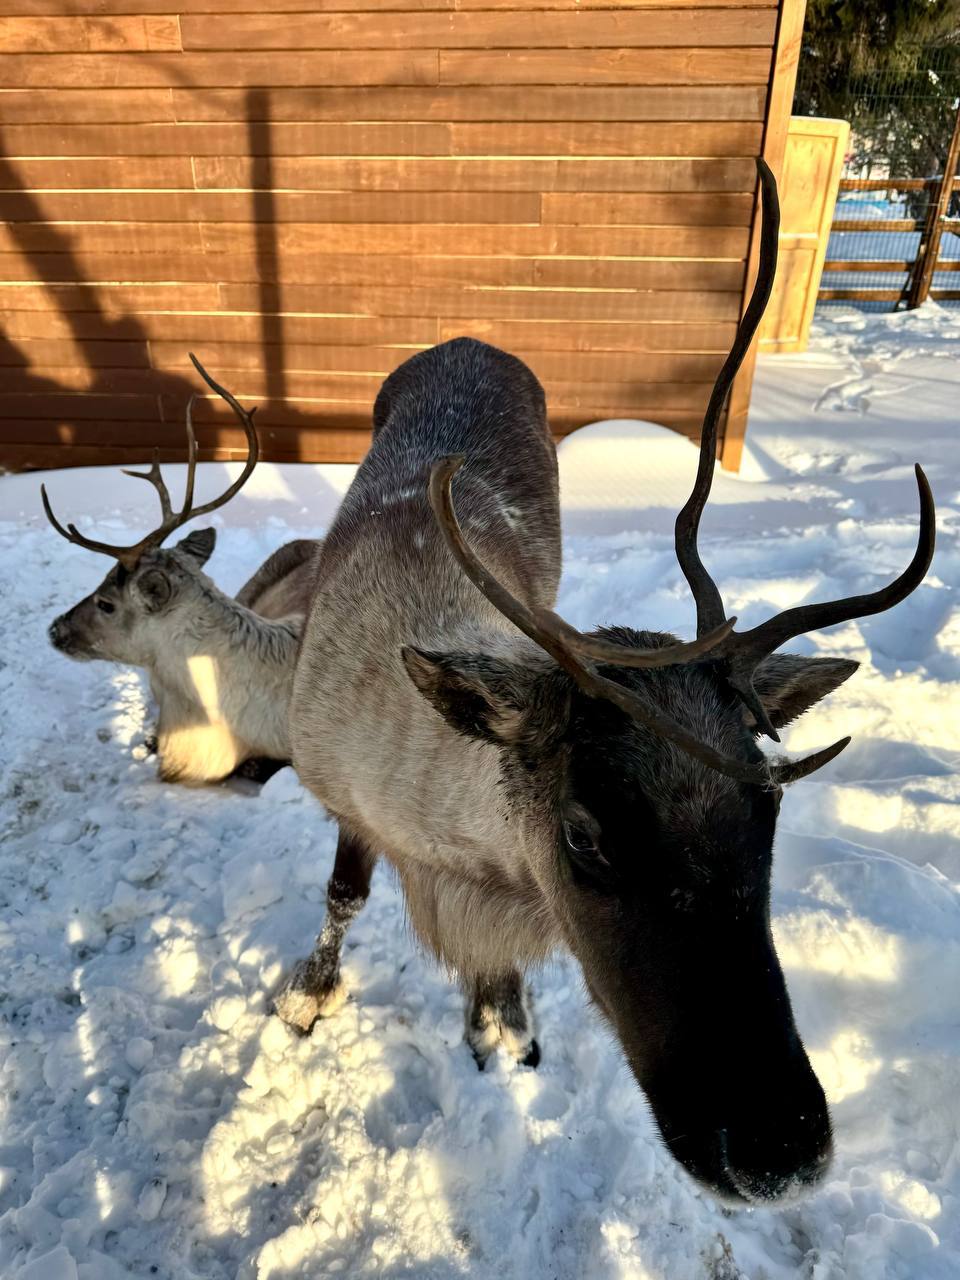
[0,0,799,471]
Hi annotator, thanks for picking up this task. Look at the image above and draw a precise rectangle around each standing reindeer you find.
[275,162,935,1204]
[45,356,320,786]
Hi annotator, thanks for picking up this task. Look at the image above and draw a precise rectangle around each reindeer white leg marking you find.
[274,830,375,1034]
[465,970,539,1070]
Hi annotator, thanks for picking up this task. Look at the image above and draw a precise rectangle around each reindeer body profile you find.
[282,339,563,1046]
[278,163,935,1206]
[44,357,321,786]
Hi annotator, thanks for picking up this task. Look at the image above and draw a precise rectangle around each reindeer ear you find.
[401,647,535,744]
[748,655,859,731]
[136,567,173,613]
[176,527,216,565]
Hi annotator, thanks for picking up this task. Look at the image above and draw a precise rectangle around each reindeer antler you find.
[428,158,934,787]
[674,158,782,642]
[430,456,846,785]
[672,158,935,757]
[41,354,260,572]
[430,456,735,679]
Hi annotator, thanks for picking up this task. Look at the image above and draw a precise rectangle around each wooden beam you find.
[832,219,921,232]
[821,259,913,273]
[839,177,938,192]
[817,288,907,301]
[908,104,960,308]
[721,0,805,471]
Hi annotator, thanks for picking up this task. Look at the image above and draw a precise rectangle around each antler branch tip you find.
[433,454,466,478]
[39,356,259,570]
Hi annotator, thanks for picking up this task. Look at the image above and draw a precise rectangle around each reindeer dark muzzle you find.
[721,1075,833,1203]
[49,613,72,651]
[580,910,833,1207]
[48,609,93,660]
[645,1011,832,1205]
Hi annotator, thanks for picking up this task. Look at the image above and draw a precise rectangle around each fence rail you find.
[818,106,960,309]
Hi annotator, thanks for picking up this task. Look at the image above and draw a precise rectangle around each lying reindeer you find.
[44,356,319,786]
[276,161,935,1206]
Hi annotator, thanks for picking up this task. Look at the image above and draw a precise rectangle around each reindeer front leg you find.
[274,828,376,1033]
[465,970,540,1070]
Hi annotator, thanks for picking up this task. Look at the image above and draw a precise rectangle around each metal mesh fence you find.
[814,43,960,310]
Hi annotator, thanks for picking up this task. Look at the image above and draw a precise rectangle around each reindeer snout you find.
[49,615,69,650]
[49,613,88,657]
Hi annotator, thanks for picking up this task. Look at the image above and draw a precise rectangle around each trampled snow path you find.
[1,305,959,1279]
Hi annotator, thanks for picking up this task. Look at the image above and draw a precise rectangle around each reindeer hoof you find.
[273,964,347,1034]
[521,1038,541,1069]
[469,1032,541,1071]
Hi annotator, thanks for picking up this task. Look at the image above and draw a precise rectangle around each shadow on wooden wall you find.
[0,86,371,471]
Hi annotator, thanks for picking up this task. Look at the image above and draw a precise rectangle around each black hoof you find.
[234,757,289,784]
[521,1039,541,1069]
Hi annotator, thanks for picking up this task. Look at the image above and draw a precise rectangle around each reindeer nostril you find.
[49,617,73,651]
[723,1114,833,1204]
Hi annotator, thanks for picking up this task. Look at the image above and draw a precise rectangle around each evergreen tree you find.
[796,0,960,188]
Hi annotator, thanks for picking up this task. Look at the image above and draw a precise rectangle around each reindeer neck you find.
[179,577,298,658]
[150,576,299,704]
[297,574,539,859]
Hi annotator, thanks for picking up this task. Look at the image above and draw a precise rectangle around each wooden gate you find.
[759,115,849,352]
[819,105,960,309]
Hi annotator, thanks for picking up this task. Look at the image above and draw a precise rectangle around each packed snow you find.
[1,304,959,1280]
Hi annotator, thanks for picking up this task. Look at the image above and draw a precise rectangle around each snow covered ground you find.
[0,303,959,1280]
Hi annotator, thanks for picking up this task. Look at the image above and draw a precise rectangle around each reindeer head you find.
[405,161,936,1204]
[45,356,259,670]
[47,529,222,666]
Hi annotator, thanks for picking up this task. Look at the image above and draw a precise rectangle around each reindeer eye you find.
[563,820,600,857]
[96,598,115,615]
[562,816,612,889]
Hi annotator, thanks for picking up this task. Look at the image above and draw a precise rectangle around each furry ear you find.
[136,567,173,612]
[176,527,216,566]
[748,654,859,732]
[402,647,536,744]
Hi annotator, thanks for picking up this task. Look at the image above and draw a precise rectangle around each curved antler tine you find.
[726,669,782,743]
[41,483,144,568]
[183,394,199,513]
[41,483,76,543]
[122,449,174,521]
[531,608,739,669]
[40,360,261,572]
[189,352,255,431]
[184,353,260,518]
[429,456,778,783]
[431,456,738,675]
[731,464,936,667]
[675,157,781,637]
[770,735,851,786]
[429,455,585,678]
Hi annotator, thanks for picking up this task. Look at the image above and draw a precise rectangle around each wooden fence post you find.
[721,0,807,472]
[907,103,960,309]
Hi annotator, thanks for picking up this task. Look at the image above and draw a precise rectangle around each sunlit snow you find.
[1,304,958,1279]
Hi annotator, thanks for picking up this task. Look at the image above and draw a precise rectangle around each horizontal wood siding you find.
[0,0,787,469]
